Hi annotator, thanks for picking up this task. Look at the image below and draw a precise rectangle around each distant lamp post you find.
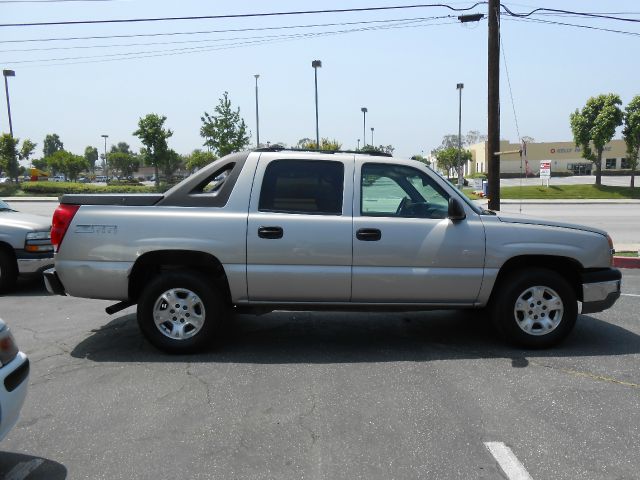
[3,69,15,137]
[101,134,109,179]
[312,60,322,149]
[456,82,464,188]
[357,139,360,151]
[254,74,260,148]
[361,107,367,148]
[371,127,375,147]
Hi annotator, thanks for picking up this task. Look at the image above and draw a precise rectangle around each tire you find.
[137,271,228,354]
[0,249,18,293]
[491,268,577,348]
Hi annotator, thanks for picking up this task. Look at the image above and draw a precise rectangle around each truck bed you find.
[59,194,164,206]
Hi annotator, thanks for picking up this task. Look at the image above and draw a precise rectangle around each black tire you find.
[0,249,18,293]
[137,271,228,354]
[491,268,577,348]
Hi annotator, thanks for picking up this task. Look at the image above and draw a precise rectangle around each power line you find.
[0,0,117,3]
[500,4,640,23]
[0,16,454,50]
[2,19,459,67]
[0,3,485,27]
[505,16,640,38]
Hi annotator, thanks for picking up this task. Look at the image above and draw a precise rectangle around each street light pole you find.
[456,82,464,189]
[312,60,322,149]
[361,107,367,148]
[101,134,109,180]
[371,127,374,147]
[357,139,360,151]
[254,74,260,148]
[3,70,15,137]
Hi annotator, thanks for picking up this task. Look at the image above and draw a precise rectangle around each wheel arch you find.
[128,250,231,304]
[491,255,583,302]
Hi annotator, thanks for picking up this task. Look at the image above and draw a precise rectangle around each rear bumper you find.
[0,352,29,441]
[581,268,622,314]
[43,268,66,296]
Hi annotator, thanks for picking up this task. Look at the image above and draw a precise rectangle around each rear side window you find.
[259,160,344,215]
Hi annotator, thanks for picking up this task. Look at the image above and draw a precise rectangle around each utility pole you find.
[487,0,501,210]
[254,74,260,148]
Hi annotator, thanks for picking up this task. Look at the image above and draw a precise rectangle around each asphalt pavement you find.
[0,272,639,479]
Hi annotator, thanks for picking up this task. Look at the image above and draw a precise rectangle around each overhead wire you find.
[504,16,640,38]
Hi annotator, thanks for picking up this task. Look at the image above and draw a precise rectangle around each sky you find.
[1,0,639,160]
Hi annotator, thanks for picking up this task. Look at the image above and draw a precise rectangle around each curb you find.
[613,256,640,269]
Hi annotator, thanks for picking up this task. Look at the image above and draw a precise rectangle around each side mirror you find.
[448,197,466,221]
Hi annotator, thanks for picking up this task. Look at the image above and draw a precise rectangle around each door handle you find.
[258,226,284,239]
[356,228,381,241]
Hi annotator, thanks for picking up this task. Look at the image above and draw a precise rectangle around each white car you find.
[0,318,29,441]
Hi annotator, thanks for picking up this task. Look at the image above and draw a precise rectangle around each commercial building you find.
[467,139,629,176]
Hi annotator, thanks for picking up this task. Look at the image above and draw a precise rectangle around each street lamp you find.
[456,83,464,188]
[254,74,260,148]
[357,139,360,151]
[3,70,15,137]
[361,107,367,148]
[101,134,109,179]
[312,60,322,149]
[371,127,375,147]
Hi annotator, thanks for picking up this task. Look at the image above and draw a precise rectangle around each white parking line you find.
[484,442,533,480]
[5,459,44,480]
[621,293,640,297]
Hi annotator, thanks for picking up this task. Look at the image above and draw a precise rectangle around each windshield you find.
[425,165,495,215]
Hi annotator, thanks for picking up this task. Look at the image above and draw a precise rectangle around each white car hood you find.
[494,211,608,237]
[0,211,51,231]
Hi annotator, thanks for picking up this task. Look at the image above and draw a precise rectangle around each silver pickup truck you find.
[44,149,621,353]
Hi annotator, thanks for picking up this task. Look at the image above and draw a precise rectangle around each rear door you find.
[246,155,353,302]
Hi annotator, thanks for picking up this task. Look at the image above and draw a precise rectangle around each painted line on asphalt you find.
[5,459,44,480]
[484,442,533,480]
[621,293,640,297]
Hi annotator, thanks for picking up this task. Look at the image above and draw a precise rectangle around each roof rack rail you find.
[253,146,392,157]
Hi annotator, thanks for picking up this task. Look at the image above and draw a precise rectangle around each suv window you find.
[361,163,450,219]
[259,160,344,215]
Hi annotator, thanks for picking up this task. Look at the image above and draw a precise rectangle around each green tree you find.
[0,134,19,181]
[411,154,430,165]
[46,150,89,181]
[133,113,173,187]
[162,149,184,182]
[110,142,133,155]
[108,151,140,179]
[43,133,63,158]
[623,95,640,188]
[570,93,624,186]
[31,158,47,171]
[84,146,99,173]
[296,138,342,150]
[186,149,217,172]
[19,139,37,164]
[435,146,471,178]
[361,144,394,155]
[200,92,250,157]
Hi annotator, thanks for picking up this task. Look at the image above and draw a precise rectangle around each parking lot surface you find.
[0,271,638,479]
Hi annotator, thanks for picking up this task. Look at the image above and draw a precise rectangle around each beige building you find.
[467,139,629,176]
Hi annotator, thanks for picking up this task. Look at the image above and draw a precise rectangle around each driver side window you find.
[361,163,450,218]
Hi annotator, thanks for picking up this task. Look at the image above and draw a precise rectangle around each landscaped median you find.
[613,251,640,269]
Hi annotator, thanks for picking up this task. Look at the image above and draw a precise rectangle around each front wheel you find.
[491,268,577,348]
[137,271,227,353]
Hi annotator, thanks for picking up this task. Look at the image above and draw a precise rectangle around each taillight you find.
[51,204,80,251]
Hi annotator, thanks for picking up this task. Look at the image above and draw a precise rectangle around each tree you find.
[186,149,217,172]
[435,146,472,178]
[296,137,342,150]
[84,146,99,173]
[464,130,488,146]
[162,149,184,182]
[411,154,430,165]
[570,93,624,186]
[46,150,89,181]
[110,142,133,155]
[361,144,394,155]
[19,139,37,164]
[623,95,640,188]
[133,113,173,187]
[43,134,63,158]
[200,92,250,157]
[108,152,140,179]
[0,134,19,181]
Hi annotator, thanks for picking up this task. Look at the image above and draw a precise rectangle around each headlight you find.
[25,230,53,253]
[0,325,19,366]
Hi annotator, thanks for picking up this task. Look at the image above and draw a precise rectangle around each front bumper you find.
[581,268,622,314]
[0,351,30,441]
[16,252,54,275]
[43,268,66,296]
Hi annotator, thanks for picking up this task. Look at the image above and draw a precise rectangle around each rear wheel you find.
[491,268,577,348]
[0,250,17,293]
[137,271,227,353]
